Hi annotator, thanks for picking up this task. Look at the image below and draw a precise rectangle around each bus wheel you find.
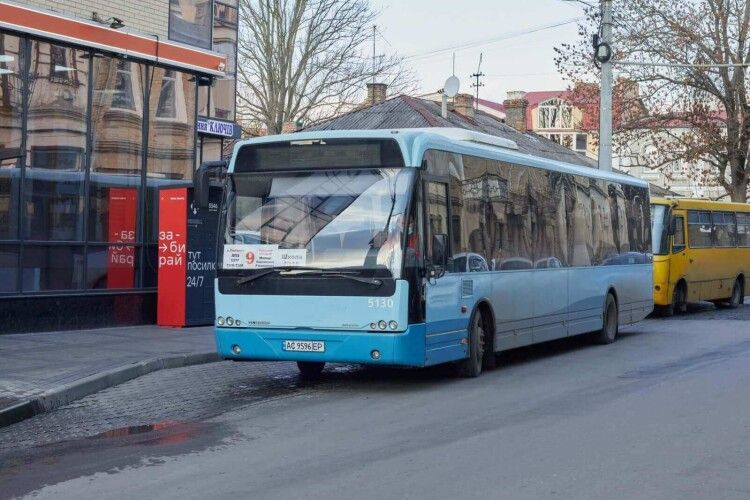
[457,310,485,378]
[727,279,743,309]
[673,282,688,314]
[297,361,325,380]
[591,294,618,345]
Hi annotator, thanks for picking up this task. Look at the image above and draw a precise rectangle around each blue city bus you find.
[195,128,653,378]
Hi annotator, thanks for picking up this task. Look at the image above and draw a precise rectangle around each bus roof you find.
[651,196,750,212]
[230,128,649,188]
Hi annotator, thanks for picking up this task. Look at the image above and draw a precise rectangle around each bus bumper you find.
[214,324,427,367]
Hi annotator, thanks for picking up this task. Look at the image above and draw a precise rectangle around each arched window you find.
[538,98,572,129]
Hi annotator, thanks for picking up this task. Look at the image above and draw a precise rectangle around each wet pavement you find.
[1,301,749,499]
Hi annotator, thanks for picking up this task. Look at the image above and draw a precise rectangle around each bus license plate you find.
[283,340,325,353]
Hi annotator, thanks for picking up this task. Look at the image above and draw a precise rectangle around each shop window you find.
[157,70,178,119]
[198,85,209,116]
[86,244,138,289]
[89,56,145,242]
[0,245,18,293]
[146,67,196,243]
[0,33,23,161]
[111,60,137,110]
[25,41,88,241]
[0,32,23,240]
[49,45,71,84]
[169,0,213,50]
[22,244,84,291]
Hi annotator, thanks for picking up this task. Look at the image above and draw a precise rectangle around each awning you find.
[0,1,227,77]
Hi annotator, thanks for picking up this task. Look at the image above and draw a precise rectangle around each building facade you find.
[613,127,726,200]
[0,0,239,332]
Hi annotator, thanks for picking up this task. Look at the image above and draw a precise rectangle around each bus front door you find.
[669,214,690,302]
[424,181,465,366]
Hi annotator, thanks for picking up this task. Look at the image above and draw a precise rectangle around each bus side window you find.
[672,215,685,253]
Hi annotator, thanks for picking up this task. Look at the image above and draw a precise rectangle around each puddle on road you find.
[89,421,207,447]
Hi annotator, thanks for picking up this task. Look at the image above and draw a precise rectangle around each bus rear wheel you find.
[591,294,618,345]
[297,361,325,380]
[456,310,485,378]
[716,279,743,309]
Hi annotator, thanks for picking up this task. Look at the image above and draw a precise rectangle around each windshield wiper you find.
[235,267,288,285]
[236,267,383,287]
[279,269,383,286]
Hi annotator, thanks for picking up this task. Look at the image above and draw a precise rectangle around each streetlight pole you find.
[597,0,614,171]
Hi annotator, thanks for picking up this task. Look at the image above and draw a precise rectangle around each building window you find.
[204,0,237,121]
[169,0,213,50]
[538,98,572,129]
[575,133,587,152]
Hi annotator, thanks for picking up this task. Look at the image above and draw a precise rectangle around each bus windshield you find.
[651,204,669,255]
[221,168,415,279]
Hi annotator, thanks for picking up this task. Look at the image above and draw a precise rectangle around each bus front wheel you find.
[662,282,687,317]
[456,310,485,378]
[297,361,325,380]
[591,294,618,345]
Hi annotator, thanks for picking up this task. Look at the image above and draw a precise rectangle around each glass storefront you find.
[0,31,200,296]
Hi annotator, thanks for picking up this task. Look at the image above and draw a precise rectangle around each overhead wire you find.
[402,17,583,62]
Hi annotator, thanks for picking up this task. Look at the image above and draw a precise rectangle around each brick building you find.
[0,0,240,332]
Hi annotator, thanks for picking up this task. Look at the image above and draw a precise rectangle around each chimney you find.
[454,93,475,120]
[366,83,388,105]
[281,121,298,133]
[503,90,528,131]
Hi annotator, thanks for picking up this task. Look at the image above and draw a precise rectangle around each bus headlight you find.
[370,322,378,330]
[388,321,398,331]
[226,316,235,326]
[378,320,387,330]
[217,316,225,326]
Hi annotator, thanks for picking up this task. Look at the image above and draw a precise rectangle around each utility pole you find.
[470,53,485,111]
[596,0,614,171]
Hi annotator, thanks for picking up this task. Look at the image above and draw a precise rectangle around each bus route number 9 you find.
[368,298,394,308]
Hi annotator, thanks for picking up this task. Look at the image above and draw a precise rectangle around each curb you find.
[0,352,220,429]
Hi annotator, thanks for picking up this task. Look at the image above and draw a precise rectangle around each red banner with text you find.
[157,188,188,327]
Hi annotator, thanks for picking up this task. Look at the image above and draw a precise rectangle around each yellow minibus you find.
[651,197,749,315]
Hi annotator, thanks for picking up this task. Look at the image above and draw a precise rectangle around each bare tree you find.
[236,0,416,134]
[556,0,750,202]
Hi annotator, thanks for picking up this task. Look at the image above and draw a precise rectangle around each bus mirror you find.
[667,217,676,236]
[194,160,227,208]
[431,233,448,269]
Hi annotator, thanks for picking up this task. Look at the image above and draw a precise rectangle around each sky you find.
[369,0,590,103]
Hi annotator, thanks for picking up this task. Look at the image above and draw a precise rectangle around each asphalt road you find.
[2,302,750,500]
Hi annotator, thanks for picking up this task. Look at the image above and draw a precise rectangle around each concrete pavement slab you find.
[0,325,218,428]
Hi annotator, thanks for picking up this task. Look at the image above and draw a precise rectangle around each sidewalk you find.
[0,325,218,428]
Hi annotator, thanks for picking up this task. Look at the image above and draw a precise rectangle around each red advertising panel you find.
[157,188,188,327]
[107,187,137,289]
